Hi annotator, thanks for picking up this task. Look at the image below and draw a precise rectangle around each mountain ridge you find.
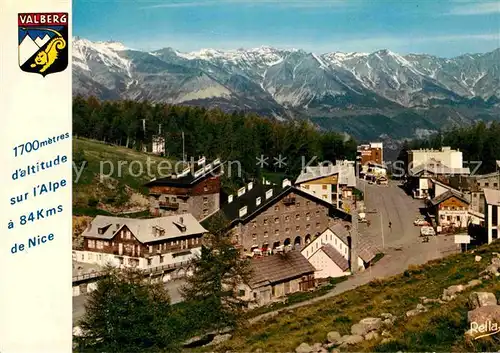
[72,37,500,142]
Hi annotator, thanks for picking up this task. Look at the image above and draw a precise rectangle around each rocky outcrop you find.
[468,292,498,310]
[351,317,382,336]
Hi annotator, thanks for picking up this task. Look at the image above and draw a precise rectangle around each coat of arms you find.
[18,13,69,77]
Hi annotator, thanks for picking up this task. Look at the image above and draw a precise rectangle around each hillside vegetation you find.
[72,137,171,216]
[209,241,500,352]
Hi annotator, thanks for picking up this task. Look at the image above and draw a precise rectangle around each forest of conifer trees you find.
[73,96,358,178]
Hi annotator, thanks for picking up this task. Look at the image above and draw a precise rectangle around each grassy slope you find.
[213,242,500,352]
[73,138,175,215]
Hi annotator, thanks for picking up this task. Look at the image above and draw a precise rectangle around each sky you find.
[74,0,500,57]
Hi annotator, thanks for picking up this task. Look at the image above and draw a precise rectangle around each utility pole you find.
[350,202,359,274]
[181,130,185,163]
[380,211,385,249]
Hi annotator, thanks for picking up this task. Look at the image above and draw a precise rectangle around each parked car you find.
[420,226,436,236]
[414,218,429,226]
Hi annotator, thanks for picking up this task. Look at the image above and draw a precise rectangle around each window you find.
[147,258,152,266]
[88,240,95,249]
[204,186,209,192]
[316,210,320,217]
[274,217,279,223]
[96,241,103,250]
[322,195,328,200]
[264,231,268,238]
[447,216,451,221]
[495,183,498,188]
[252,234,257,240]
[306,201,311,206]
[316,222,320,228]
[263,219,268,225]
[285,228,290,233]
[457,216,460,221]
[238,290,245,297]
[322,185,327,190]
[252,221,257,228]
[297,202,300,207]
[306,224,311,230]
[296,214,300,220]
[285,216,290,222]
[485,183,489,187]
[296,226,300,231]
[275,206,279,211]
[275,229,279,236]
[203,197,208,204]
[160,256,164,263]
[149,246,152,253]
[304,185,310,189]
[306,212,310,220]
[203,209,208,216]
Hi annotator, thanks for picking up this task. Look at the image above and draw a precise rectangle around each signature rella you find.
[470,321,500,339]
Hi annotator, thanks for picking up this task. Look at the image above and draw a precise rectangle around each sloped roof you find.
[301,223,377,263]
[82,214,207,243]
[248,251,316,288]
[319,244,349,271]
[295,163,356,187]
[429,189,470,206]
[484,188,500,206]
[145,160,223,187]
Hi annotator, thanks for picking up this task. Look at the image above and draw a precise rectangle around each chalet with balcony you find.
[73,213,207,269]
[145,157,223,220]
[203,179,351,256]
[427,190,470,233]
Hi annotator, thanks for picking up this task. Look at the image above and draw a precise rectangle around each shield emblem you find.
[18,13,69,77]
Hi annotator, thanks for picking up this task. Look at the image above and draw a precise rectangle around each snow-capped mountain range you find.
[73,37,500,140]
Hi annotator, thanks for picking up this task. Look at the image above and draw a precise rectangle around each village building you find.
[356,142,384,167]
[204,179,352,256]
[152,135,166,155]
[73,214,207,269]
[427,190,470,233]
[484,188,500,244]
[407,146,464,171]
[300,224,377,278]
[294,161,356,210]
[238,251,316,307]
[468,172,500,214]
[145,157,222,220]
[407,159,470,199]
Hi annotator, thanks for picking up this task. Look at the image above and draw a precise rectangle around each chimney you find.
[248,181,253,190]
[228,195,234,203]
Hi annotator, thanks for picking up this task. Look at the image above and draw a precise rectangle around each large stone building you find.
[145,157,222,220]
[484,188,500,244]
[204,179,351,255]
[238,251,316,307]
[294,161,356,210]
[73,213,207,269]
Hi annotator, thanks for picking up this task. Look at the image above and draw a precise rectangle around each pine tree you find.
[75,266,180,353]
[180,216,253,331]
